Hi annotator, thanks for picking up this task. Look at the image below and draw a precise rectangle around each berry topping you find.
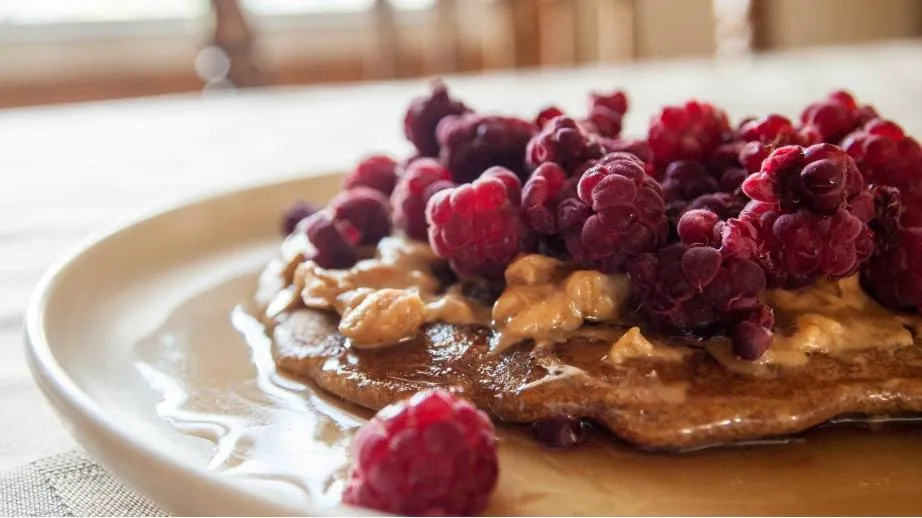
[531,415,592,449]
[404,80,472,157]
[559,152,668,273]
[799,90,877,143]
[426,168,526,278]
[585,90,629,138]
[535,106,565,128]
[647,100,731,174]
[302,212,360,269]
[330,187,392,246]
[742,143,865,216]
[344,155,399,195]
[862,226,922,313]
[661,161,720,217]
[522,162,571,234]
[739,202,874,288]
[598,137,655,167]
[526,115,606,174]
[842,118,922,199]
[342,390,498,516]
[281,200,317,236]
[391,158,455,241]
[437,114,535,183]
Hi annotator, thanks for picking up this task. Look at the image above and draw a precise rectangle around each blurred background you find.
[1,0,920,109]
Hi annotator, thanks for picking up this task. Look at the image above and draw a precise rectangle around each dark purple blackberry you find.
[329,187,392,246]
[403,80,472,157]
[437,114,535,183]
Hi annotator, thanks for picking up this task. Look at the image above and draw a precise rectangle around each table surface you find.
[2,39,922,507]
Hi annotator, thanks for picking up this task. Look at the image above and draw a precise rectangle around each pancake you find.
[270,308,922,450]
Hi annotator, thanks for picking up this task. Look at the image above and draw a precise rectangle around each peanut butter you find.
[492,254,632,352]
[264,236,482,348]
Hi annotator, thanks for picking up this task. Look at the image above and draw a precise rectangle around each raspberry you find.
[800,90,877,143]
[628,237,773,360]
[344,155,399,195]
[660,161,720,216]
[736,114,804,173]
[281,200,317,236]
[391,158,455,241]
[330,187,392,246]
[647,100,731,174]
[404,80,472,157]
[742,143,865,216]
[522,162,571,234]
[526,115,606,174]
[862,226,922,313]
[535,105,565,128]
[426,168,526,278]
[585,90,628,138]
[531,415,592,449]
[437,114,535,183]
[682,192,747,220]
[302,212,360,269]
[842,118,922,199]
[739,202,874,288]
[559,152,668,273]
[599,137,655,167]
[342,390,498,516]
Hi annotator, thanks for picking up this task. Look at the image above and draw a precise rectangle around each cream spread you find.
[491,254,632,352]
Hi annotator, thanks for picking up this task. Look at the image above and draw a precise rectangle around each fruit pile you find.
[284,82,922,361]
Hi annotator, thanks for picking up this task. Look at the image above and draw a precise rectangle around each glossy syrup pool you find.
[135,273,922,516]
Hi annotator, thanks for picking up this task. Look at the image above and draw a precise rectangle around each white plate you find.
[26,173,922,516]
[24,173,372,516]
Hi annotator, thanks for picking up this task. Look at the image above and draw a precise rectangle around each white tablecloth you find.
[2,40,922,515]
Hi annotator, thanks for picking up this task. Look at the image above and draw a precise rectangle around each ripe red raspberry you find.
[329,187,392,246]
[342,390,498,516]
[437,113,535,183]
[682,192,747,220]
[800,90,878,144]
[559,152,668,273]
[660,161,720,217]
[735,114,805,173]
[344,155,399,195]
[585,90,628,138]
[522,162,572,234]
[738,201,874,289]
[535,105,565,128]
[742,143,865,216]
[526,115,606,174]
[647,100,731,174]
[628,237,773,360]
[426,168,526,278]
[676,208,761,259]
[404,80,472,157]
[301,212,360,269]
[862,226,922,313]
[391,158,455,241]
[598,137,655,168]
[281,200,316,236]
[842,118,922,198]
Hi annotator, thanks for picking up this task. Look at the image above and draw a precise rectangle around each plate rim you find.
[23,172,371,516]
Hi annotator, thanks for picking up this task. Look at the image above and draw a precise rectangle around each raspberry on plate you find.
[437,113,535,183]
[344,155,399,196]
[559,152,668,273]
[742,143,865,216]
[426,168,526,279]
[391,158,456,241]
[647,100,731,174]
[280,200,317,236]
[526,115,606,174]
[522,162,571,234]
[329,187,392,246]
[800,90,878,144]
[404,80,472,157]
[842,118,922,200]
[585,90,629,138]
[301,211,360,269]
[342,390,499,516]
[863,226,922,313]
